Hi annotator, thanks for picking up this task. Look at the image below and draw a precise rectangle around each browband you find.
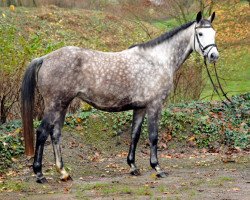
[195,26,213,29]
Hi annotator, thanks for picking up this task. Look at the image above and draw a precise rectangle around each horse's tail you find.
[21,57,44,156]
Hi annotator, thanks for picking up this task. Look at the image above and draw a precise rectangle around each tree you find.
[33,0,37,7]
[0,69,22,124]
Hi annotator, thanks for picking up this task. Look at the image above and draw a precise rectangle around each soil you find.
[0,130,249,200]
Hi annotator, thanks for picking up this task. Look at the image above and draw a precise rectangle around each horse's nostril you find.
[210,53,218,60]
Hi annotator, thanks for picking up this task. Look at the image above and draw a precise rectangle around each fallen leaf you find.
[232,187,240,191]
[159,142,167,149]
[221,156,236,163]
[106,163,119,169]
[188,135,195,142]
[160,153,172,159]
[75,125,83,131]
[117,151,128,158]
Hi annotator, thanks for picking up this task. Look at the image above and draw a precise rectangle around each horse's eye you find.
[198,32,203,36]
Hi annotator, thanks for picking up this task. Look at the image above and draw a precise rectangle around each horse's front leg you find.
[147,105,168,178]
[127,108,146,175]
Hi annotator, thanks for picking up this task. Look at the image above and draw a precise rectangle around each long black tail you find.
[21,57,44,156]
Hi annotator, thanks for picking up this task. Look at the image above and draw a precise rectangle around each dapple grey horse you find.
[21,11,219,183]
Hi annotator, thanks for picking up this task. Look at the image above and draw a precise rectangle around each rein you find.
[203,58,232,107]
[194,26,232,106]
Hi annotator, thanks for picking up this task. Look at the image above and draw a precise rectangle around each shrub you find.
[0,19,30,123]
[0,120,24,172]
[160,93,250,149]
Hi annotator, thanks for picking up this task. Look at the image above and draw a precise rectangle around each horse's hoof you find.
[156,171,168,178]
[36,177,48,184]
[61,175,73,182]
[130,169,141,176]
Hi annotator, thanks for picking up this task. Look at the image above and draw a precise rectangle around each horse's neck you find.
[143,24,194,74]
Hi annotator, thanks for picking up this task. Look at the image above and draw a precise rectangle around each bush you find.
[0,120,24,172]
[0,19,26,124]
[160,93,250,150]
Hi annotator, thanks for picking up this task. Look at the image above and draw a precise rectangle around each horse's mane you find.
[129,20,196,49]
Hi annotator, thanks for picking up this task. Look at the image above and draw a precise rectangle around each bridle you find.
[194,25,232,106]
[194,25,217,58]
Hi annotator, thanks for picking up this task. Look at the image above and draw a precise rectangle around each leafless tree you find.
[0,67,22,124]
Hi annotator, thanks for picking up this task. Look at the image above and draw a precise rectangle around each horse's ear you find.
[196,11,202,23]
[208,12,216,23]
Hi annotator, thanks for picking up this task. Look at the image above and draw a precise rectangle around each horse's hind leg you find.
[33,116,54,183]
[127,108,146,175]
[33,105,70,183]
[49,110,72,181]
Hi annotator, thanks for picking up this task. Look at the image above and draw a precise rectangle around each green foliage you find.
[65,110,93,128]
[160,93,250,149]
[111,111,133,133]
[0,120,24,172]
[0,120,22,133]
[64,108,133,136]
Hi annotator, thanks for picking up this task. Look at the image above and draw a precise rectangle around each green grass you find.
[152,12,197,30]
[0,6,159,59]
[152,18,180,30]
[0,180,29,192]
[208,176,235,187]
[76,182,153,197]
[201,46,250,100]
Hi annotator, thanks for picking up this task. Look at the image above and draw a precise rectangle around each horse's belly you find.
[77,90,145,112]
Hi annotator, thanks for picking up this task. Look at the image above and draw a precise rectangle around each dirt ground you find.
[0,130,249,200]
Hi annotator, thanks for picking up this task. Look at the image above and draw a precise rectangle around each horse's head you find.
[193,11,219,63]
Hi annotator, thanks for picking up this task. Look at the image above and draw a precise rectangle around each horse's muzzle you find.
[208,52,219,63]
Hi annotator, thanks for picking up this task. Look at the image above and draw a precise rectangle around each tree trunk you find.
[17,0,22,6]
[7,0,11,6]
[0,96,7,124]
[33,0,37,7]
